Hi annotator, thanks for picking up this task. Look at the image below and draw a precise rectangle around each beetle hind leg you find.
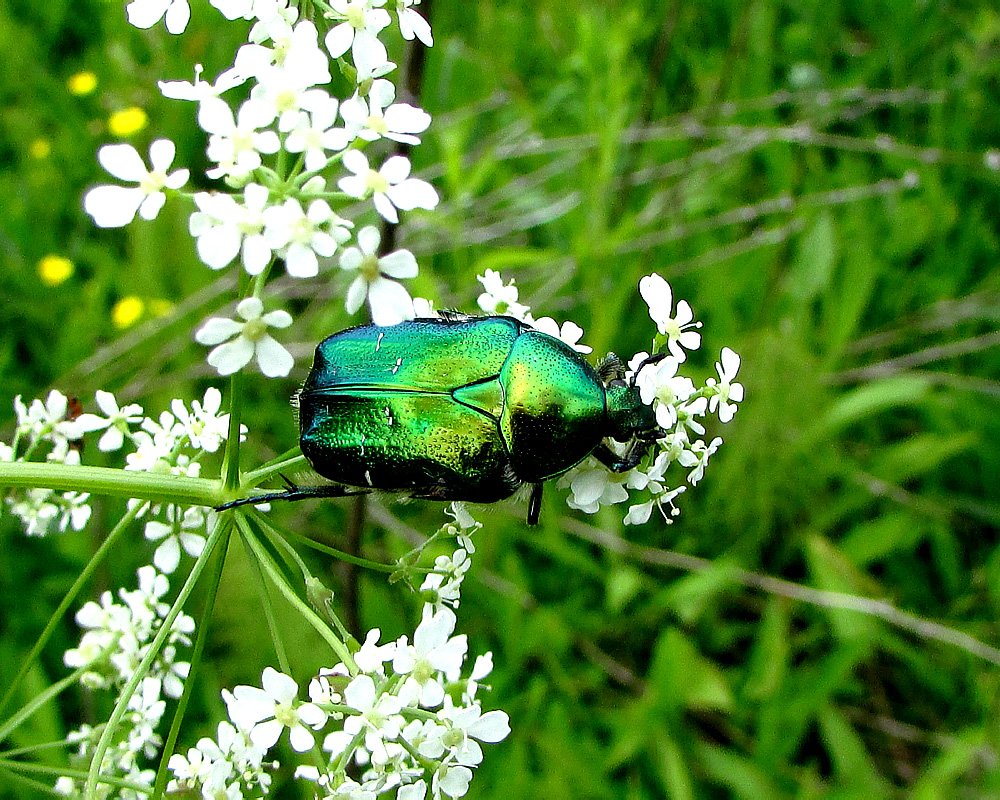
[216,478,373,511]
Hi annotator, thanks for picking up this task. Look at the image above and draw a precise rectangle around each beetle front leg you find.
[592,441,651,474]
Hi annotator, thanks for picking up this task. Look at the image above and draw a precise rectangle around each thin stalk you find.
[0,670,85,745]
[0,502,144,719]
[0,462,218,507]
[84,516,228,799]
[151,518,231,800]
[238,518,291,676]
[235,515,357,672]
[224,372,244,491]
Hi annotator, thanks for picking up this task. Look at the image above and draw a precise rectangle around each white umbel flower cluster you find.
[474,270,744,526]
[83,0,441,380]
[167,521,510,800]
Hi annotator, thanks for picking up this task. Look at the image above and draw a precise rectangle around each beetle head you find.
[605,382,659,443]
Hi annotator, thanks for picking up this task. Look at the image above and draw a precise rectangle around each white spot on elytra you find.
[392,357,403,374]
[375,331,385,351]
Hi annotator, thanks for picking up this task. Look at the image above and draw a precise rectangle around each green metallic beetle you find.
[219,313,664,524]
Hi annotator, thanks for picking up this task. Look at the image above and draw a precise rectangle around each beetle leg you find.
[592,441,651,473]
[526,483,543,525]
[215,481,372,511]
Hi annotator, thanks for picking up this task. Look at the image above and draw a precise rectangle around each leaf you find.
[787,210,837,301]
[818,705,891,793]
[805,535,879,645]
[820,375,932,433]
[650,627,734,713]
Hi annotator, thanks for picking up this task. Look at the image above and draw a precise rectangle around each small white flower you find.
[340,225,418,325]
[195,297,294,377]
[678,437,722,485]
[324,0,392,75]
[144,507,207,574]
[284,96,350,171]
[263,198,352,278]
[15,390,86,446]
[189,183,273,274]
[530,317,592,354]
[394,0,432,45]
[226,667,327,752]
[339,79,431,145]
[248,23,333,129]
[475,269,529,319]
[75,391,144,452]
[559,461,630,514]
[200,97,280,182]
[420,550,471,610]
[707,347,745,423]
[444,503,480,553]
[84,140,189,228]
[437,696,511,766]
[639,273,702,362]
[127,0,190,33]
[338,150,438,224]
[393,606,468,707]
[635,356,695,430]
[342,674,406,760]
[171,387,232,452]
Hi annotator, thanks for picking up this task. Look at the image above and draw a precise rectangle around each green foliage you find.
[2,0,1000,796]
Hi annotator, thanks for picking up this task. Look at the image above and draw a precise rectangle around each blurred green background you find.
[3,0,1000,796]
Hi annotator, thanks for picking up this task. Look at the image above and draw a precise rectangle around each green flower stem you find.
[84,515,229,800]
[0,501,144,720]
[242,452,308,485]
[274,519,395,573]
[0,670,85,746]
[0,462,219,507]
[1,759,148,792]
[235,514,358,673]
[237,518,292,676]
[152,517,231,800]
[224,372,244,491]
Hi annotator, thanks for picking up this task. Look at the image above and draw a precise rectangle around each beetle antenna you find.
[628,352,671,387]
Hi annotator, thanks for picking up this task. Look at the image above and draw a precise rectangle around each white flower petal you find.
[388,178,438,211]
[324,23,354,58]
[164,0,190,33]
[255,335,294,377]
[207,338,255,375]
[380,155,411,183]
[368,278,414,326]
[377,249,418,279]
[357,225,380,254]
[195,317,243,345]
[84,186,143,227]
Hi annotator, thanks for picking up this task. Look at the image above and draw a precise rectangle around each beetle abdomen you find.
[299,390,518,503]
